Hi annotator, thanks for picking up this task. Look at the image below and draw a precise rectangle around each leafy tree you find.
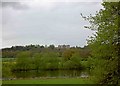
[62,52,82,69]
[42,52,59,70]
[63,60,74,69]
[2,51,17,58]
[40,45,44,48]
[81,2,119,84]
[33,53,42,70]
[48,45,55,49]
[14,51,33,71]
[79,46,91,60]
[62,49,74,61]
[2,63,14,78]
[70,53,82,69]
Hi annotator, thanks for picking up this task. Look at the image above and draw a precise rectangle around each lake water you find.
[13,70,89,79]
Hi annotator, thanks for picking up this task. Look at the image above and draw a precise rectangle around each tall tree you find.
[81,2,120,84]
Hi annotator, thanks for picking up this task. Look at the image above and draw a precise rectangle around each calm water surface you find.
[13,70,89,79]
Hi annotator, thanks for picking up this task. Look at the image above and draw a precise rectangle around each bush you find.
[40,52,60,70]
[2,63,14,78]
[13,51,33,71]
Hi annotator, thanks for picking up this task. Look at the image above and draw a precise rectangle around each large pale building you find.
[58,45,70,49]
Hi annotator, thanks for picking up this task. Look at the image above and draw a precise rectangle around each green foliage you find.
[33,53,42,70]
[2,63,14,78]
[2,45,92,79]
[85,57,94,69]
[62,49,74,61]
[42,52,59,70]
[71,52,81,62]
[14,51,33,71]
[82,2,119,84]
[70,53,82,69]
[2,51,17,58]
[63,60,74,69]
[2,58,15,62]
[48,45,55,49]
[62,52,82,69]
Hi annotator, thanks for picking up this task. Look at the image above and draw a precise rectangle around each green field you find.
[2,78,94,84]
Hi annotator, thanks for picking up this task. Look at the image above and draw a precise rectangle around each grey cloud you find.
[2,2,102,48]
[1,2,29,10]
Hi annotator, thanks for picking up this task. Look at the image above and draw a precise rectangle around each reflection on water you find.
[13,70,89,79]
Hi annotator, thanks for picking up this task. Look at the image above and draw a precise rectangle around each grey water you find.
[13,70,89,79]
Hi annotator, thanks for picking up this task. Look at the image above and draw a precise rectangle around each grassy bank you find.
[2,78,94,84]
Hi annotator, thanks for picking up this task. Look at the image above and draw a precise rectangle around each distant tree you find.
[2,51,17,58]
[62,49,74,61]
[2,63,13,78]
[79,46,91,59]
[70,53,82,69]
[40,45,44,48]
[33,53,42,70]
[42,52,59,70]
[14,51,33,71]
[48,45,55,49]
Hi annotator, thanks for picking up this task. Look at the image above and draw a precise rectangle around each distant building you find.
[45,45,47,48]
[58,45,70,49]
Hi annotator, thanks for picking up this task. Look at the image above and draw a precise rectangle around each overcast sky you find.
[1,0,103,48]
